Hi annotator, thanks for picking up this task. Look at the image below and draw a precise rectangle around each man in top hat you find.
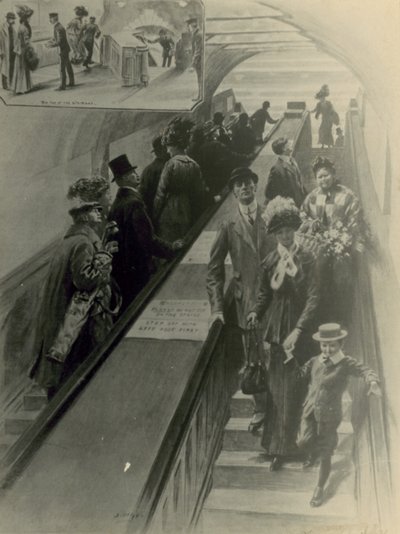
[207,167,273,431]
[250,101,279,144]
[265,137,307,207]
[46,12,75,90]
[30,185,115,400]
[213,111,231,146]
[0,12,16,90]
[108,154,183,310]
[186,17,203,101]
[139,136,170,221]
[296,323,381,507]
[81,16,101,68]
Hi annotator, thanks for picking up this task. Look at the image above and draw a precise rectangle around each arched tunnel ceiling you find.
[2,0,398,171]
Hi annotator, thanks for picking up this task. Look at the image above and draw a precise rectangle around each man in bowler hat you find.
[207,167,273,431]
[0,12,16,90]
[46,13,75,90]
[108,154,183,310]
[186,17,203,101]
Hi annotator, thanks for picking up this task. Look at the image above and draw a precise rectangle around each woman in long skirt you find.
[12,5,33,95]
[66,6,88,64]
[314,85,336,148]
[247,197,319,471]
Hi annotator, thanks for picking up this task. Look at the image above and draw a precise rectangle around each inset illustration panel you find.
[0,0,204,110]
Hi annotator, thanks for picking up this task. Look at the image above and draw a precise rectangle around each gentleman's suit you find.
[207,204,273,414]
[109,187,175,309]
[296,353,379,455]
[207,204,271,329]
[191,27,203,97]
[265,156,306,207]
[48,21,74,88]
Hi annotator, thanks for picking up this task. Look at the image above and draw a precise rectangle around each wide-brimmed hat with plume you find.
[74,5,89,17]
[67,175,110,203]
[15,5,34,18]
[262,196,302,234]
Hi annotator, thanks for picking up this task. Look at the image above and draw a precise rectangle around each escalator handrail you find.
[0,118,285,488]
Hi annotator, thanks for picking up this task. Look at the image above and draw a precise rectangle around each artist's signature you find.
[113,512,142,521]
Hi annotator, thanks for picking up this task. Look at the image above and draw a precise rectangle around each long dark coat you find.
[30,224,110,390]
[139,156,168,221]
[315,100,335,146]
[254,244,319,456]
[153,155,206,241]
[265,156,307,208]
[109,187,174,307]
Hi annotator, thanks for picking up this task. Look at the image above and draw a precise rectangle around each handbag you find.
[239,330,268,395]
[25,45,39,71]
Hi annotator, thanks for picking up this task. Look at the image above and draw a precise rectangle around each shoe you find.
[248,413,264,434]
[310,486,324,507]
[88,60,94,64]
[55,86,66,91]
[269,456,283,471]
[303,454,317,469]
[67,83,75,88]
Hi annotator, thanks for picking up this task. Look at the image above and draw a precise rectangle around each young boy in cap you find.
[296,323,381,507]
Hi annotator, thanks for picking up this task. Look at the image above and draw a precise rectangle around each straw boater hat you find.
[312,323,348,342]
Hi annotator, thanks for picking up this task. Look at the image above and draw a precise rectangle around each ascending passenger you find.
[153,118,206,242]
[30,180,118,400]
[108,154,183,311]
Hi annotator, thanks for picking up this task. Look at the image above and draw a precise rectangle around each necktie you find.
[322,357,332,366]
[247,208,254,225]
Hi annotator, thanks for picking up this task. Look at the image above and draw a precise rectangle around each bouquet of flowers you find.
[298,217,371,261]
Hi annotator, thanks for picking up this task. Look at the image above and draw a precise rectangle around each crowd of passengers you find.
[29,91,381,509]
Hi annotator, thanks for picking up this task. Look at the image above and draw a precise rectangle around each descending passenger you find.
[108,154,183,310]
[265,137,307,207]
[139,136,170,222]
[314,85,339,148]
[335,127,344,147]
[250,101,279,144]
[231,112,257,155]
[153,118,206,241]
[30,182,118,400]
[300,156,363,325]
[247,197,319,471]
[187,121,248,201]
[207,167,273,432]
[212,112,231,146]
[296,323,381,507]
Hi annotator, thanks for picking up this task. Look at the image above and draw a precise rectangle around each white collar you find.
[279,155,293,164]
[238,199,258,218]
[277,237,298,258]
[320,350,346,366]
